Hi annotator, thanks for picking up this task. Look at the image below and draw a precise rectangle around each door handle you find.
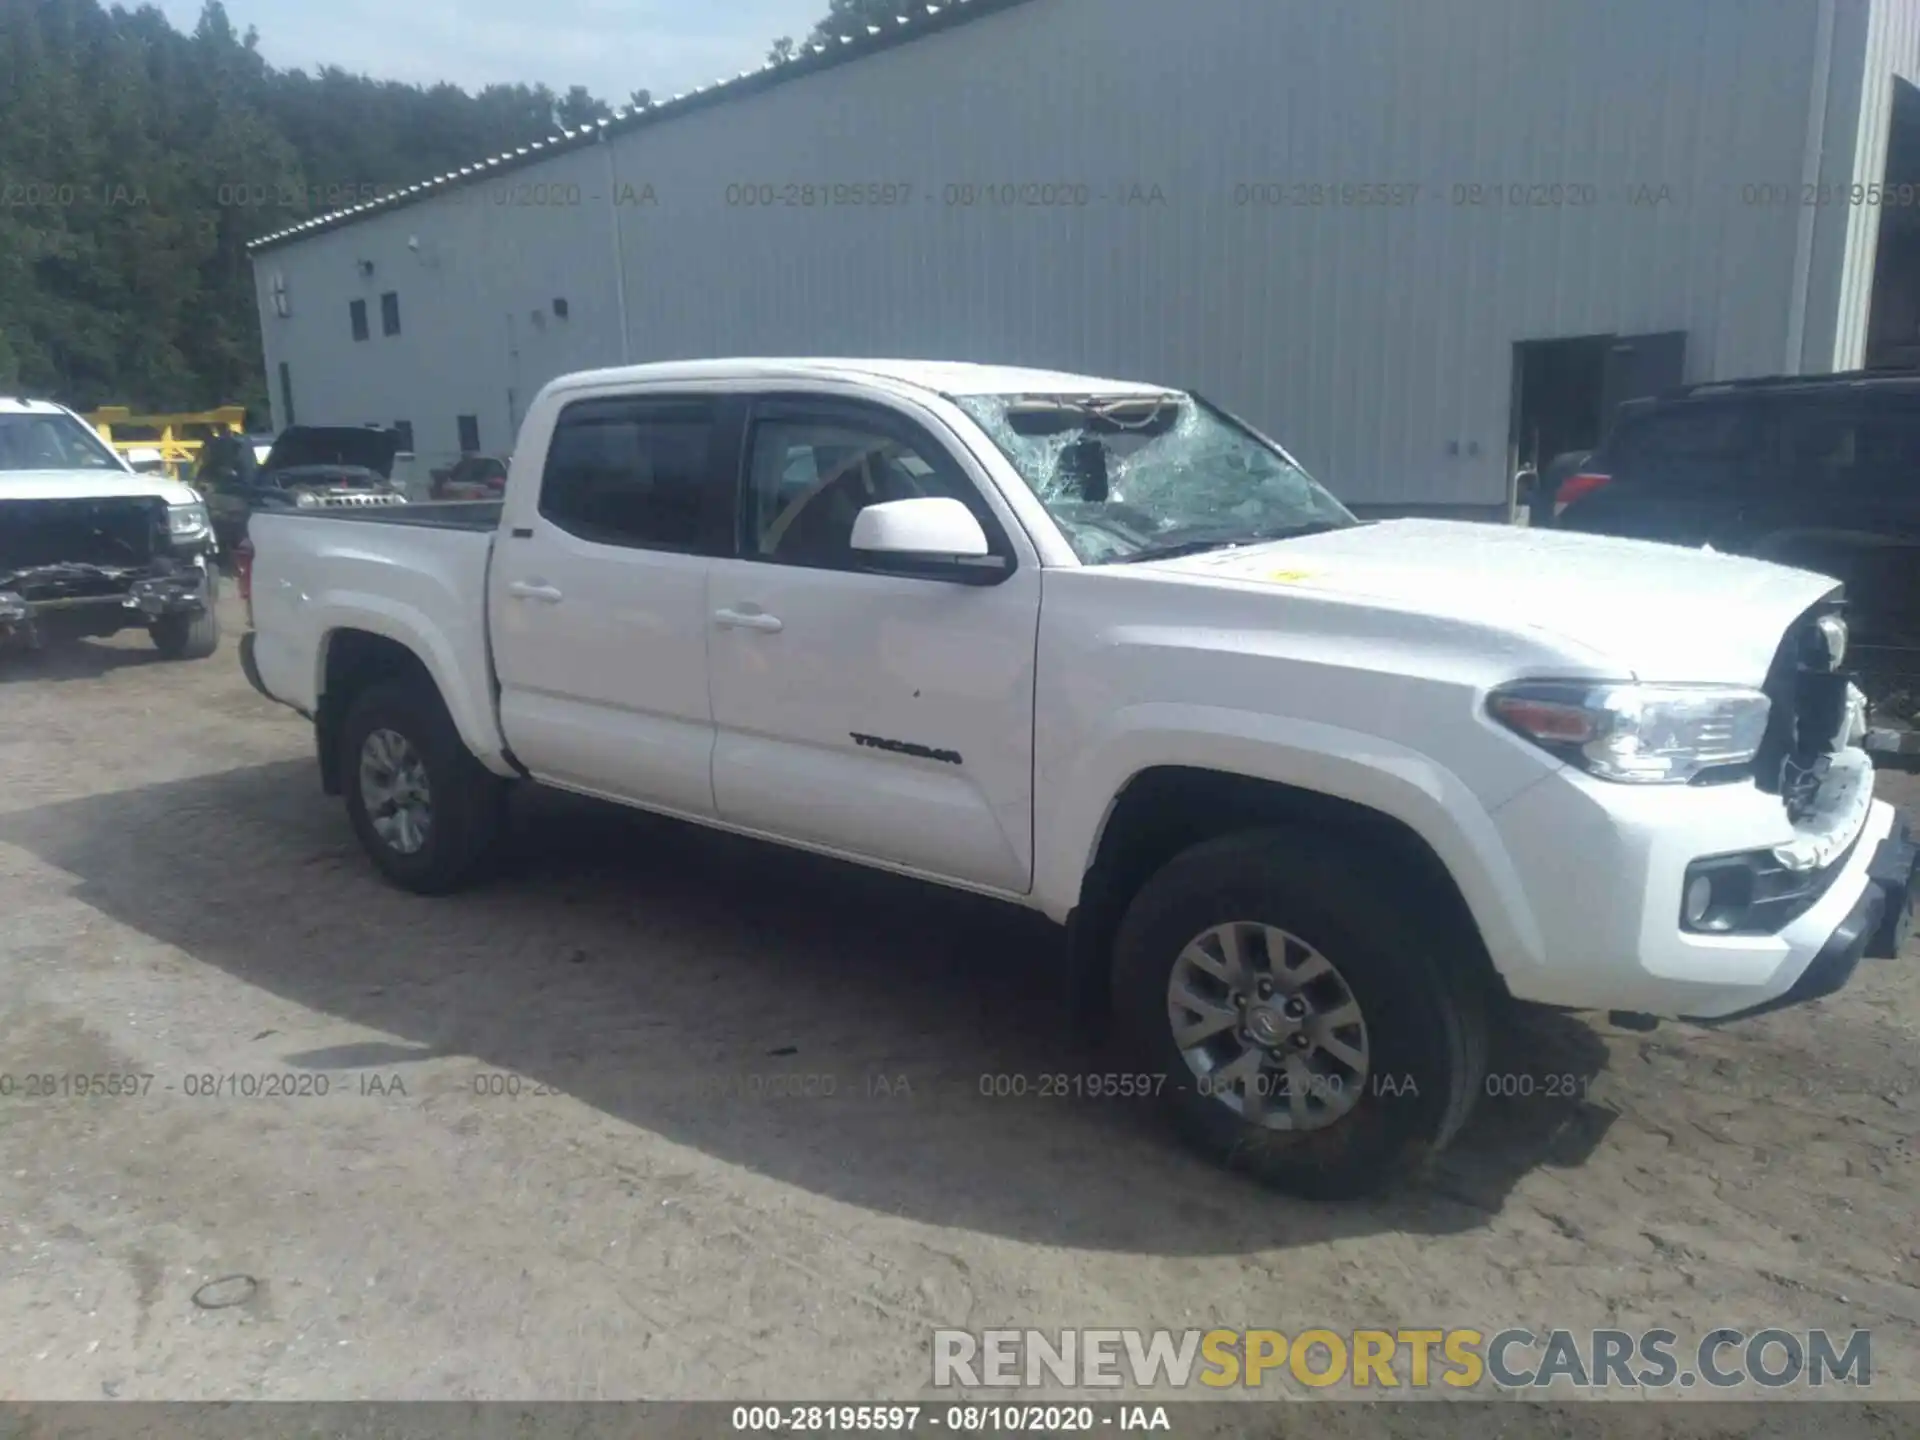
[507,580,564,603]
[713,607,783,633]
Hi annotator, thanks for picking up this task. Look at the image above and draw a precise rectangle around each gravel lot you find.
[1,597,1916,1410]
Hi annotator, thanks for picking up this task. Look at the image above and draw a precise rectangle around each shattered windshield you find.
[952,390,1355,564]
[0,411,125,472]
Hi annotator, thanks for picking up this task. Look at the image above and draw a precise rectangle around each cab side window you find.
[741,406,1003,571]
[539,397,722,553]
[1610,405,1756,497]
[1816,404,1920,498]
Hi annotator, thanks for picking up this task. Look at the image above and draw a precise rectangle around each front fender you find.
[1034,702,1549,981]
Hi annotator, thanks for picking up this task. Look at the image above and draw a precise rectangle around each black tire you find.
[339,676,506,894]
[1111,828,1487,1200]
[150,571,221,660]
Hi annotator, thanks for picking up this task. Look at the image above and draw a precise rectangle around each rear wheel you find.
[1111,828,1487,1200]
[150,571,220,660]
[340,677,506,894]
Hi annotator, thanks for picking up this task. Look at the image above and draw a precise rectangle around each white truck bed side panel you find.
[248,513,512,773]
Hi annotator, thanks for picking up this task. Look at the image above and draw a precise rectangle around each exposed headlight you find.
[1487,680,1772,783]
[293,490,320,507]
[1815,614,1847,670]
[167,501,211,540]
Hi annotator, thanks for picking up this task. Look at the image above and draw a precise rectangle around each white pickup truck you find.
[2,398,221,658]
[240,358,1917,1198]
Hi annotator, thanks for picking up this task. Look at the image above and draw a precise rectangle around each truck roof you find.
[545,357,1176,400]
[1652,369,1920,403]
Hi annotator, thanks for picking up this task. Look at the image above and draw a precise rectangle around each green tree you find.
[772,0,906,56]
[556,84,611,129]
[0,0,630,416]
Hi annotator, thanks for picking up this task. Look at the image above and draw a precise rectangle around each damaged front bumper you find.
[0,558,211,647]
[1690,812,1917,1023]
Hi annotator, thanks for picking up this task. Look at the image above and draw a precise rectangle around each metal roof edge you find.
[247,0,1046,257]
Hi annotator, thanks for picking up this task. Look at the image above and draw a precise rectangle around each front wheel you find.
[339,677,506,894]
[150,572,220,660]
[1111,829,1487,1200]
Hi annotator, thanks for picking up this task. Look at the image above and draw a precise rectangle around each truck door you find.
[705,396,1040,893]
[488,391,739,817]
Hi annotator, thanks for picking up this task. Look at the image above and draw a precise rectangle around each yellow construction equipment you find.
[84,406,248,485]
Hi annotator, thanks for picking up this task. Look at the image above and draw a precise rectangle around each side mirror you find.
[850,498,1006,581]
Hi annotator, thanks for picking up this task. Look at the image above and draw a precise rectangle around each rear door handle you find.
[713,607,783,633]
[507,580,564,603]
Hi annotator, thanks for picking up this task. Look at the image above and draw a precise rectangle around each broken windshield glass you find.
[952,391,1353,563]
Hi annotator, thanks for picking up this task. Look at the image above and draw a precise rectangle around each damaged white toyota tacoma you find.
[239,359,1918,1198]
[0,397,220,659]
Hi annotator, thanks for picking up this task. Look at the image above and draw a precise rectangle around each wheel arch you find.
[1061,762,1529,1025]
[299,586,514,788]
[314,629,443,795]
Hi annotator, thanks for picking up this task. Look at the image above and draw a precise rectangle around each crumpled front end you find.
[0,495,209,646]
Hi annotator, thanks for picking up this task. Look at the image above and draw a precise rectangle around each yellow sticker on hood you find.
[1265,569,1317,583]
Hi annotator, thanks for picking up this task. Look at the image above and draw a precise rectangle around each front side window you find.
[0,411,125,471]
[1771,401,1920,496]
[743,413,983,569]
[951,390,1353,564]
[1609,404,1756,495]
[539,397,717,551]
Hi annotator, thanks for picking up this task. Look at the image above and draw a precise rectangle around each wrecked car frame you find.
[0,496,212,649]
[0,400,222,660]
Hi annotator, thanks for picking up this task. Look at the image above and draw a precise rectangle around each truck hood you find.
[262,426,400,478]
[0,468,197,506]
[1147,518,1841,685]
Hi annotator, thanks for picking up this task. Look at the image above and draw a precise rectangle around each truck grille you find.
[308,492,407,509]
[1754,598,1852,823]
[0,496,166,573]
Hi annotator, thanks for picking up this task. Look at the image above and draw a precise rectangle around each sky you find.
[150,0,831,103]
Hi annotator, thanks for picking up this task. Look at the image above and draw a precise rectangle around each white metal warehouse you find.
[248,0,1920,516]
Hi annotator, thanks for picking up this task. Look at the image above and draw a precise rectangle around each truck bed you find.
[257,500,503,532]
[246,507,503,763]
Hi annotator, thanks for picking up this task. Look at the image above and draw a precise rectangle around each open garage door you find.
[1509,330,1686,521]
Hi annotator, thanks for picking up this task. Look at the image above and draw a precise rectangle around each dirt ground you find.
[0,595,1916,1411]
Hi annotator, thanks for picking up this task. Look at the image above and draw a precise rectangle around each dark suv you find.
[1550,372,1920,742]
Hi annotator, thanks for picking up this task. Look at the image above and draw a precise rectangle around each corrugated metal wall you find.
[256,0,1866,507]
[254,143,627,462]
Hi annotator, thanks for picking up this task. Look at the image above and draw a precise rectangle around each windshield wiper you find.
[1113,519,1357,564]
